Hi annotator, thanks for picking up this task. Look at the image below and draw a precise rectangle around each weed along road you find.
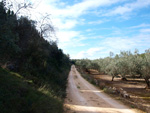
[64,65,136,113]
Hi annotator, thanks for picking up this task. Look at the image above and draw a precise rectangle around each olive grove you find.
[75,49,150,88]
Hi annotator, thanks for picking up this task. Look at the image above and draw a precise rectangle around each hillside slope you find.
[0,67,64,113]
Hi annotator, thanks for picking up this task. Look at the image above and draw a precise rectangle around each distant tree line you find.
[74,50,150,89]
[0,1,71,98]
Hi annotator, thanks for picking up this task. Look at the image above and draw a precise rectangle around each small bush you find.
[103,87,114,94]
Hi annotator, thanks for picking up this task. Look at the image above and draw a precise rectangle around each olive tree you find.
[106,59,119,81]
[140,53,150,88]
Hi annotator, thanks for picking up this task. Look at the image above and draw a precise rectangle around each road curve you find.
[64,65,136,113]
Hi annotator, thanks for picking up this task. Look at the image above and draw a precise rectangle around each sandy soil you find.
[64,65,136,113]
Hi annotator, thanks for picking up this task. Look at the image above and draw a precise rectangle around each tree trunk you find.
[145,78,150,89]
[111,76,114,81]
[121,77,127,81]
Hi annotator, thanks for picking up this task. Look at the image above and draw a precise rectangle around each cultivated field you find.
[81,69,150,113]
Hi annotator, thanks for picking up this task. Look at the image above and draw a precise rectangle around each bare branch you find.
[15,1,32,15]
[39,14,56,41]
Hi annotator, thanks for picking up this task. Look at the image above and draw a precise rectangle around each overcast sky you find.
[7,0,150,59]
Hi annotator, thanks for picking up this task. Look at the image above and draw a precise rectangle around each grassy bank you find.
[0,67,64,113]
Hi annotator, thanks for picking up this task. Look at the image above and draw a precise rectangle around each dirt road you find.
[64,65,136,113]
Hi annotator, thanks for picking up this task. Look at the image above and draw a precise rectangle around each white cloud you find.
[52,18,78,30]
[27,0,121,20]
[33,0,121,46]
[140,29,150,33]
[88,20,103,24]
[102,37,136,51]
[75,47,104,59]
[58,0,121,18]
[86,29,92,32]
[87,48,104,56]
[129,23,150,29]
[57,32,87,50]
[56,31,79,42]
[104,0,150,16]
[100,33,150,55]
